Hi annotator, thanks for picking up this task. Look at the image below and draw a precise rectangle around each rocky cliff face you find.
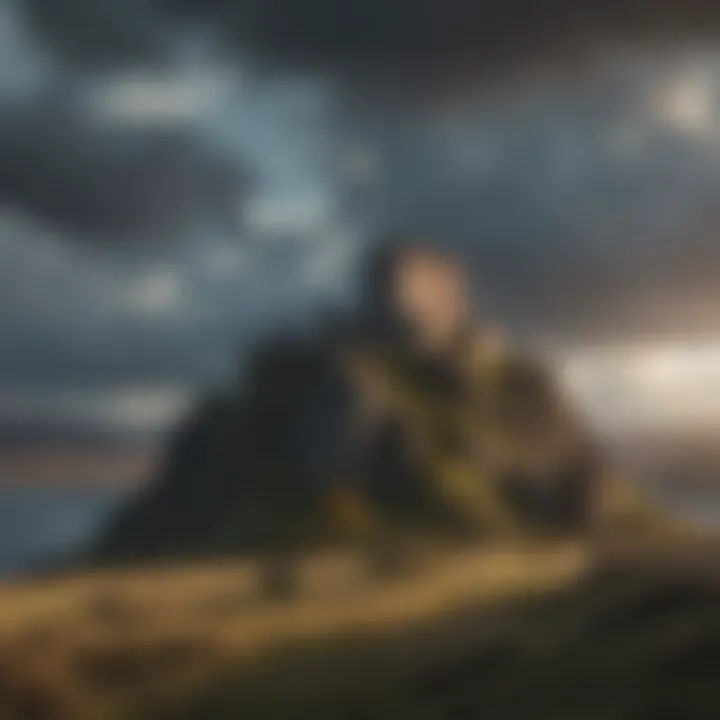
[92,243,611,565]
[92,334,604,565]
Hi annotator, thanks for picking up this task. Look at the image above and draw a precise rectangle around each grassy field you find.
[0,539,719,719]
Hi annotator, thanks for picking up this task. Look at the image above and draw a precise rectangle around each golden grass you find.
[0,542,588,719]
[2,534,720,719]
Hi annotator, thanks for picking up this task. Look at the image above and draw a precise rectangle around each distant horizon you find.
[0,443,159,489]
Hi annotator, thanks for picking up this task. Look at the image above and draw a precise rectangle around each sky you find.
[4,0,720,444]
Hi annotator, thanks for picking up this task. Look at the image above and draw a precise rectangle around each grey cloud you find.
[0,93,248,242]
[331,80,720,341]
[135,1,720,92]
[0,207,359,390]
[6,0,720,398]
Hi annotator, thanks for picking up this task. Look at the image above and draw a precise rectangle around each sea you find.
[0,485,134,579]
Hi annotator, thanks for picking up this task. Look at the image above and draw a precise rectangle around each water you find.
[0,485,132,578]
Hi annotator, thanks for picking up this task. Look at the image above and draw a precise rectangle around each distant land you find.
[0,443,160,488]
[612,428,720,499]
[0,415,169,450]
[0,416,164,487]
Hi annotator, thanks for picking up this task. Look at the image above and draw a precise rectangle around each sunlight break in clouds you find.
[653,62,717,136]
[561,341,720,436]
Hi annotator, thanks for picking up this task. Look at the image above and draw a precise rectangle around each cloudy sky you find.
[4,0,720,442]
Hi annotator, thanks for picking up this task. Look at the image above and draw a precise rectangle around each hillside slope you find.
[2,539,720,718]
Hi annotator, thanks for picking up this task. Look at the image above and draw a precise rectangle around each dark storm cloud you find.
[24,0,720,88]
[24,0,173,69]
[160,0,720,92]
[0,94,247,241]
[190,0,720,86]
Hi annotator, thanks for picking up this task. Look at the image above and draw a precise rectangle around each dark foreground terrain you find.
[0,538,720,719]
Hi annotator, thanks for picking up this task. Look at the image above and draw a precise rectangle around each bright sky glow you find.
[561,341,720,435]
[653,67,717,135]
